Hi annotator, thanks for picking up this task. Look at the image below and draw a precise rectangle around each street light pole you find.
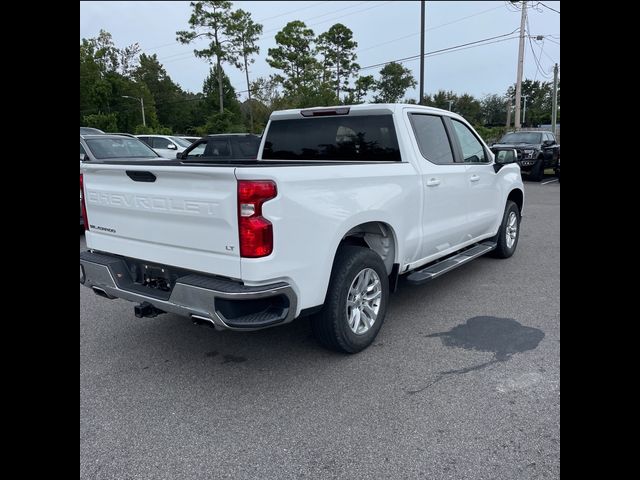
[140,97,146,127]
[122,95,146,127]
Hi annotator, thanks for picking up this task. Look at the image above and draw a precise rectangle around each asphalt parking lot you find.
[80,178,560,480]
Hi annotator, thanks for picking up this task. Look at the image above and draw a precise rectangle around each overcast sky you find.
[80,1,560,101]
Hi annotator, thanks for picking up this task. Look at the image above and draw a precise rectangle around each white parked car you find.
[81,104,524,353]
[180,136,201,144]
[135,134,192,158]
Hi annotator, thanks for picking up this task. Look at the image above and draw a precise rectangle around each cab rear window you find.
[262,115,400,161]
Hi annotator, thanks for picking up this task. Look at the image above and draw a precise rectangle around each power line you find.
[81,31,524,113]
[359,29,519,71]
[356,3,505,54]
[538,39,557,64]
[526,17,552,80]
[539,2,560,14]
[258,1,371,37]
[135,1,336,55]
[158,1,387,66]
[255,1,333,24]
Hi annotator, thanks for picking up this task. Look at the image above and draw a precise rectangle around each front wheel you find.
[311,245,389,353]
[489,200,521,259]
[531,158,545,181]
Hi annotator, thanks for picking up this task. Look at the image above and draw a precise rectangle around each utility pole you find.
[551,63,558,136]
[122,95,146,127]
[448,99,453,111]
[506,99,512,128]
[522,95,528,126]
[514,1,527,130]
[419,0,425,104]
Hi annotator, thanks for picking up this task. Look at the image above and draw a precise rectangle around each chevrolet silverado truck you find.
[80,104,524,353]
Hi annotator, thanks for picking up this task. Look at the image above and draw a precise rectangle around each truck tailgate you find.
[82,163,241,279]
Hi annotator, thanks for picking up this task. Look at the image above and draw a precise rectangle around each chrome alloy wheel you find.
[506,211,518,248]
[346,268,382,335]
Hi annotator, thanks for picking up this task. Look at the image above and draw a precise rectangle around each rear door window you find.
[204,139,232,158]
[409,114,455,164]
[262,115,400,161]
[151,137,173,149]
[236,137,260,158]
[185,141,206,159]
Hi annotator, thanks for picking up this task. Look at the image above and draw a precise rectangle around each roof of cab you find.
[269,103,464,121]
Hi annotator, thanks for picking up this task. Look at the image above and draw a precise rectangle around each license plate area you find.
[140,263,173,292]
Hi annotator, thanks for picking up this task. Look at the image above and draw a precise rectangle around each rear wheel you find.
[311,245,389,353]
[489,200,521,259]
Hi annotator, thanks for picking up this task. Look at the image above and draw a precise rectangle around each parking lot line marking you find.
[541,179,558,185]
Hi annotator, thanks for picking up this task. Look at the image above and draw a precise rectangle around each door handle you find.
[426,178,441,187]
[469,174,480,182]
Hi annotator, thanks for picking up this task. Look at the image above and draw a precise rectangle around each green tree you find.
[80,30,154,131]
[455,94,482,124]
[177,1,240,114]
[228,9,263,132]
[205,109,245,134]
[423,90,456,110]
[344,75,375,104]
[317,23,359,101]
[82,29,140,77]
[373,62,416,103]
[134,53,195,132]
[82,113,118,132]
[480,94,508,126]
[266,21,320,97]
[506,79,553,126]
[202,65,243,132]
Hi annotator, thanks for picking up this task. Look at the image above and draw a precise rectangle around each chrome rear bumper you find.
[80,250,297,331]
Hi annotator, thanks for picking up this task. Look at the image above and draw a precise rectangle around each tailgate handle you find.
[126,171,156,182]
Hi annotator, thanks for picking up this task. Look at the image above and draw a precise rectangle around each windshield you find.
[171,136,193,148]
[499,132,542,144]
[85,137,160,159]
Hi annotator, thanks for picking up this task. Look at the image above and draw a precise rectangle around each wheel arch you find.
[507,188,524,215]
[338,221,399,276]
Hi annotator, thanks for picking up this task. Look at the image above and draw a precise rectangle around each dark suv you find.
[493,131,560,181]
[176,134,261,161]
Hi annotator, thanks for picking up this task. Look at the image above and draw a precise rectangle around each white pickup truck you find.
[80,104,523,353]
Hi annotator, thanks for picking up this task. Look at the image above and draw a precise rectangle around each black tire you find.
[531,157,545,181]
[489,200,521,259]
[311,245,389,353]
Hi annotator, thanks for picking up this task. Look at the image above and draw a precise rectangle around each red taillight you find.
[238,180,277,257]
[80,173,89,231]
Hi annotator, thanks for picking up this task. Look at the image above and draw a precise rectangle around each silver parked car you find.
[135,134,192,159]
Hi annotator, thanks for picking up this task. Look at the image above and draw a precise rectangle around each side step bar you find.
[406,241,497,285]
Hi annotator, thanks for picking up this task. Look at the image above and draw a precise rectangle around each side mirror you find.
[167,143,177,150]
[542,140,553,147]
[80,153,86,161]
[176,151,185,160]
[491,148,518,172]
